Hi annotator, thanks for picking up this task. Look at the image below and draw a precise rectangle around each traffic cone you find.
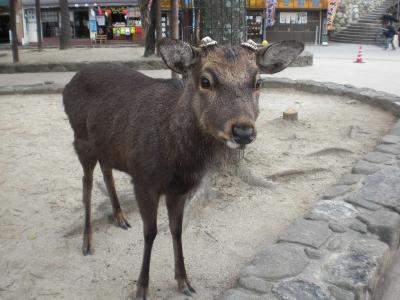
[355,46,364,63]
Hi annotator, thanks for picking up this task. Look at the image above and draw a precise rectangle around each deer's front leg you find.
[166,193,196,296]
[135,186,160,300]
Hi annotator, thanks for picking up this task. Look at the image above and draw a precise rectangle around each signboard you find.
[280,12,307,24]
[96,15,106,26]
[266,0,278,27]
[327,0,340,30]
[89,20,97,33]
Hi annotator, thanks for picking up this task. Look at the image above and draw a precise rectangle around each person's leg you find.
[391,37,396,50]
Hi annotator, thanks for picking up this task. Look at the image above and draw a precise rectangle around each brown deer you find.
[63,37,303,299]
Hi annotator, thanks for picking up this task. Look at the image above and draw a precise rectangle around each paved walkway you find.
[0,43,399,95]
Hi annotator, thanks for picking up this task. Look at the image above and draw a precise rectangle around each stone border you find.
[2,77,399,300]
[0,51,313,74]
[222,79,400,300]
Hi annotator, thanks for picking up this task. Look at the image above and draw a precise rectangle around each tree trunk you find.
[144,0,156,57]
[10,0,19,62]
[59,0,71,50]
[35,0,42,51]
[171,0,179,78]
[194,0,246,46]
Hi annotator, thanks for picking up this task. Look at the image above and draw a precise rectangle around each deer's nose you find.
[232,124,256,145]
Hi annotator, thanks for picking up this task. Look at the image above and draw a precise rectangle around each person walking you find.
[383,22,397,50]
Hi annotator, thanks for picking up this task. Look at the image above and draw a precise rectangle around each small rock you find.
[329,222,347,233]
[323,185,352,200]
[278,219,332,249]
[240,244,309,280]
[328,285,355,300]
[304,247,323,259]
[337,174,364,185]
[376,144,400,155]
[308,200,358,223]
[352,160,380,175]
[327,237,342,251]
[382,135,400,144]
[238,276,273,294]
[357,210,400,248]
[346,100,358,105]
[283,108,298,121]
[364,152,392,164]
[44,80,55,85]
[349,221,368,234]
[272,279,332,300]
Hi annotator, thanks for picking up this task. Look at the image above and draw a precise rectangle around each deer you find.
[63,37,304,299]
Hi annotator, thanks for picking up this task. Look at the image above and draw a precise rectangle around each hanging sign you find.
[265,0,278,27]
[327,0,340,30]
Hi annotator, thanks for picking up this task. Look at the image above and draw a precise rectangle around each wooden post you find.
[35,0,42,51]
[171,0,179,79]
[10,0,19,62]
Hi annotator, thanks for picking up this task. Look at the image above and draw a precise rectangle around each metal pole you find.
[10,0,19,62]
[156,0,162,55]
[35,0,42,51]
[171,0,179,79]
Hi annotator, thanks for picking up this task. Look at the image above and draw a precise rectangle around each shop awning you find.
[22,0,139,8]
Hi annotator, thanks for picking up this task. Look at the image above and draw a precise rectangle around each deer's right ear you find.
[158,39,197,74]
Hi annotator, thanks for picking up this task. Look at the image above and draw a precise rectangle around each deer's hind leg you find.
[99,162,130,229]
[74,138,97,256]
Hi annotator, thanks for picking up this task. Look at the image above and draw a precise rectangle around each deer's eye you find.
[200,77,211,89]
[255,79,262,89]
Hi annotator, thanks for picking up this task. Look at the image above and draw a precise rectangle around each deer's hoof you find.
[115,211,131,230]
[178,279,196,296]
[82,245,94,256]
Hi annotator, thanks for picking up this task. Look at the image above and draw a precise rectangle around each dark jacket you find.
[384,25,397,38]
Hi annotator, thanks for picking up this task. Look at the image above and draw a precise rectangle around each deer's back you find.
[63,64,185,176]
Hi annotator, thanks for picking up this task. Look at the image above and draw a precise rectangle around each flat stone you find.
[337,174,364,185]
[328,285,355,300]
[327,237,342,251]
[389,120,400,136]
[240,244,309,280]
[308,200,358,223]
[304,247,323,259]
[278,219,332,249]
[272,279,332,300]
[349,220,368,234]
[357,210,400,248]
[222,289,270,300]
[364,152,392,164]
[323,185,353,200]
[352,160,380,175]
[376,144,400,155]
[239,277,273,294]
[323,238,390,296]
[355,168,400,212]
[329,222,347,233]
[382,135,400,144]
[345,197,382,211]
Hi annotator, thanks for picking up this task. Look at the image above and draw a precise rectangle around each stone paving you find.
[221,79,400,300]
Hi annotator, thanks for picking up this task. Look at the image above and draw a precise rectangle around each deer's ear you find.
[158,38,197,74]
[256,41,304,74]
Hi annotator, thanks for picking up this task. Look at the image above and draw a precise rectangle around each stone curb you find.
[221,80,400,299]
[0,51,312,74]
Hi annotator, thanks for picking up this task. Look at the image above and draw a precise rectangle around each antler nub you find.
[199,36,218,48]
[241,39,258,51]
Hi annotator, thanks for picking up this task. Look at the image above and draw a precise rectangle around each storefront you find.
[247,0,328,43]
[0,0,9,44]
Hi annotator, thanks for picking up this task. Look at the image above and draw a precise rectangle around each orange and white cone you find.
[355,46,364,63]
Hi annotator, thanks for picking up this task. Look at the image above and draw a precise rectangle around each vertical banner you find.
[327,0,340,31]
[265,0,278,27]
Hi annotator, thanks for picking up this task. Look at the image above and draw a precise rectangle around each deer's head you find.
[159,38,304,149]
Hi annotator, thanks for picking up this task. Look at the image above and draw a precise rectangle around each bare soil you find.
[0,89,394,300]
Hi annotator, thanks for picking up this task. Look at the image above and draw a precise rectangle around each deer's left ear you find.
[158,38,197,74]
[256,41,304,74]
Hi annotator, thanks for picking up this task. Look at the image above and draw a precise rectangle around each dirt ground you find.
[0,89,395,300]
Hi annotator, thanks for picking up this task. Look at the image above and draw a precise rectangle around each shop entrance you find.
[0,14,9,43]
[73,10,89,38]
